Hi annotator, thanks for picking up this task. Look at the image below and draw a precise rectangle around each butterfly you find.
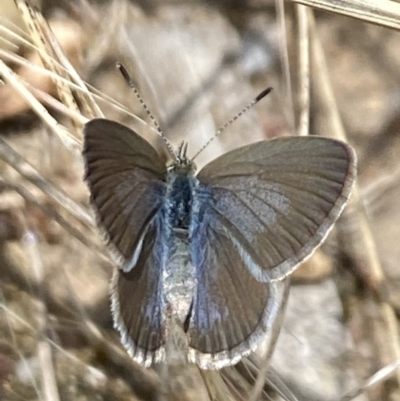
[82,98,356,370]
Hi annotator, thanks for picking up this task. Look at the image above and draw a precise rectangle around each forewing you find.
[188,207,285,369]
[111,217,167,366]
[196,136,356,281]
[83,118,167,271]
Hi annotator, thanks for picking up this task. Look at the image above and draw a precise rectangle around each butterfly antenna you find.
[177,141,189,160]
[117,62,177,160]
[191,87,273,161]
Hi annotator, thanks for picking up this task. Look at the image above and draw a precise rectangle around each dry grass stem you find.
[296,5,310,137]
[0,137,94,229]
[0,59,80,150]
[21,218,61,401]
[14,0,81,124]
[275,0,295,132]
[291,0,400,31]
[0,178,106,259]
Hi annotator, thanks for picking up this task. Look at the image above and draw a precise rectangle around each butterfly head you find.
[168,141,197,176]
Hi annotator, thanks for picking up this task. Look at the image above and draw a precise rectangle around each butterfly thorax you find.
[166,160,197,230]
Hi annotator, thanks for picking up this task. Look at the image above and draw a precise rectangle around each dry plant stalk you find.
[292,0,400,31]
[14,0,102,122]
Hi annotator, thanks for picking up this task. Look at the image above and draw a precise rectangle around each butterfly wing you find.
[188,136,356,365]
[83,118,168,365]
[195,136,356,282]
[188,202,287,368]
[83,118,167,270]
[111,216,167,366]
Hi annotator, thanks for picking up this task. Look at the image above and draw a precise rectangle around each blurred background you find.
[1,0,400,400]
